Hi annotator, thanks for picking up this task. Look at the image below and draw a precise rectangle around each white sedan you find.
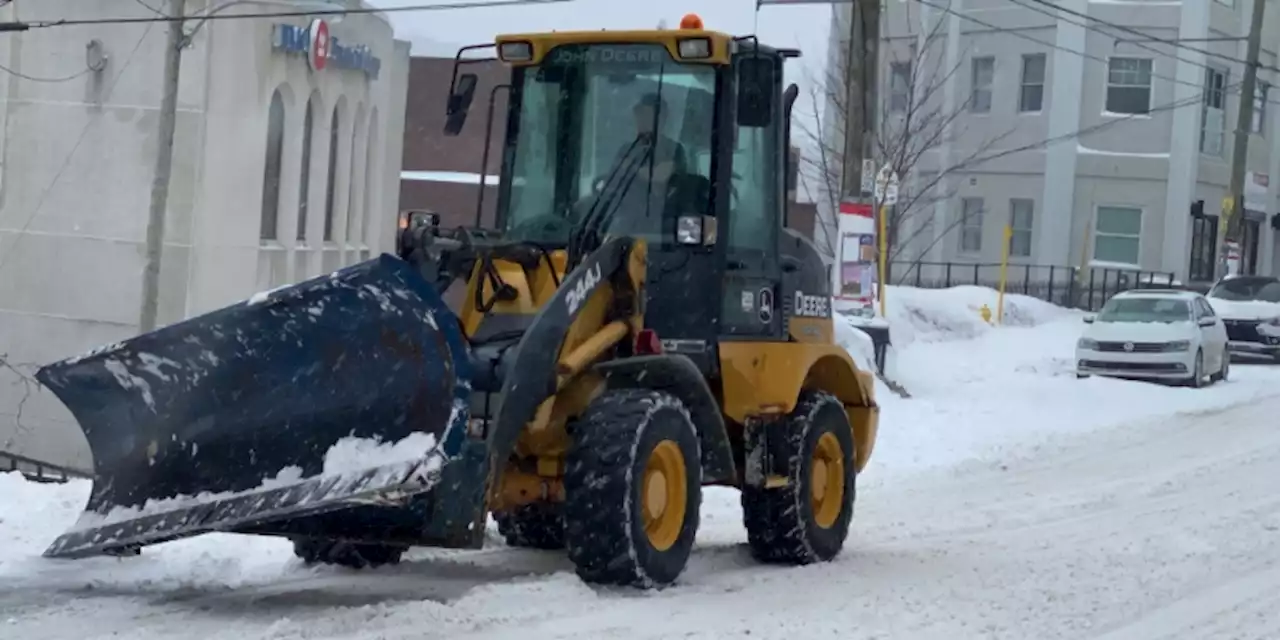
[1075,289,1229,387]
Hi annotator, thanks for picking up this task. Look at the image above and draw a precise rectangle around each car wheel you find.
[1187,349,1206,388]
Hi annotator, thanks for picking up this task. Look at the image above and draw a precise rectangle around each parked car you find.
[1204,275,1280,363]
[1076,289,1228,387]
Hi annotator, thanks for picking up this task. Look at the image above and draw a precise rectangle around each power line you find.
[967,80,1234,168]
[1002,0,1225,77]
[915,0,1280,107]
[1020,0,1269,72]
[17,0,572,29]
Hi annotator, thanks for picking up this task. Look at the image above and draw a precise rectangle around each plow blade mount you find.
[36,255,473,559]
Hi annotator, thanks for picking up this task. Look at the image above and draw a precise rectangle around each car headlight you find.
[1164,340,1190,352]
[1077,338,1099,350]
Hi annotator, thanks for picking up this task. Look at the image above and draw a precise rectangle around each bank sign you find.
[272,19,381,79]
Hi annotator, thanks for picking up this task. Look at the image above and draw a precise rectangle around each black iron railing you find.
[1,451,90,484]
[890,261,1179,311]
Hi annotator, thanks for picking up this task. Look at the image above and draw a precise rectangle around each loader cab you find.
[444,24,800,374]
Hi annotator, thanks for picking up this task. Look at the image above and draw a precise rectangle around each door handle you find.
[781,256,801,273]
[726,260,748,271]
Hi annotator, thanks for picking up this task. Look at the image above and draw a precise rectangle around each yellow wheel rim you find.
[810,432,845,529]
[641,439,688,552]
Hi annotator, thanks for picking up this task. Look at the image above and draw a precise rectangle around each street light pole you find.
[139,0,186,332]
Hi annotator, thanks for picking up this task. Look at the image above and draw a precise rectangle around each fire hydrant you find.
[979,303,993,324]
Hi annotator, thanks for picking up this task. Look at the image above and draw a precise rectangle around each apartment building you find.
[829,0,1280,285]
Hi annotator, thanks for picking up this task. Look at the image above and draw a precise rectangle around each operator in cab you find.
[592,92,699,239]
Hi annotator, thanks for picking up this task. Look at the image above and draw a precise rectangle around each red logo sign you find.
[309,19,330,71]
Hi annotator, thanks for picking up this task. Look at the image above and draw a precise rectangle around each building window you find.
[960,197,984,253]
[1019,53,1046,113]
[889,62,911,113]
[297,97,316,243]
[324,105,341,242]
[346,108,366,245]
[1201,67,1228,155]
[260,90,285,242]
[1105,57,1152,115]
[970,56,994,114]
[1009,199,1034,257]
[1094,205,1142,265]
[364,109,379,249]
[1252,81,1269,135]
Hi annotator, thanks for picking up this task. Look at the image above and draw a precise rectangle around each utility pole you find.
[1219,0,1267,280]
[139,0,186,332]
[840,0,880,201]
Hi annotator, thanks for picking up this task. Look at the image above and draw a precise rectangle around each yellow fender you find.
[719,340,879,472]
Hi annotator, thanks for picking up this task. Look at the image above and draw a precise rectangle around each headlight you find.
[1164,340,1191,352]
[498,41,533,62]
[1077,338,1099,350]
[676,215,702,245]
[677,38,711,59]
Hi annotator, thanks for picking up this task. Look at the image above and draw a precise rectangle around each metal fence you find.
[1,451,90,484]
[891,261,1179,312]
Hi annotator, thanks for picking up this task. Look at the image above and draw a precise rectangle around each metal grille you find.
[1224,320,1262,342]
[1093,341,1168,353]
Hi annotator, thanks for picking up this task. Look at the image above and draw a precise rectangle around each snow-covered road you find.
[5,386,1279,639]
[4,288,1280,638]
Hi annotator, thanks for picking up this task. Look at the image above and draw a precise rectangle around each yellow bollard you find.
[979,303,992,324]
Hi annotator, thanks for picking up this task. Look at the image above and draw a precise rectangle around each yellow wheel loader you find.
[35,15,880,588]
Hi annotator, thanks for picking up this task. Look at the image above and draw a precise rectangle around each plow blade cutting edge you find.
[36,255,473,559]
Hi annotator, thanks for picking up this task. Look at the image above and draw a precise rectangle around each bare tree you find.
[794,3,1014,285]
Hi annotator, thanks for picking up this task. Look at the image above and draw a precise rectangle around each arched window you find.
[323,104,341,242]
[297,95,317,242]
[363,109,379,248]
[260,90,285,241]
[346,104,366,245]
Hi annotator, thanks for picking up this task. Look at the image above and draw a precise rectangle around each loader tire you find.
[291,537,405,570]
[564,389,702,589]
[742,390,855,565]
[494,503,565,550]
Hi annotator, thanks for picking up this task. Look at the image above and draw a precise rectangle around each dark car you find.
[1205,275,1280,362]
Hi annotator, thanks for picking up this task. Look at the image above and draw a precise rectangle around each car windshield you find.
[497,43,716,246]
[1207,276,1280,302]
[1096,297,1191,323]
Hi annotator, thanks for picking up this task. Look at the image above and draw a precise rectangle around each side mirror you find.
[736,56,775,128]
[1198,317,1216,327]
[444,73,479,136]
[1083,315,1095,324]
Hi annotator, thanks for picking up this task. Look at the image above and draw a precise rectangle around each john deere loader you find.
[35,15,880,588]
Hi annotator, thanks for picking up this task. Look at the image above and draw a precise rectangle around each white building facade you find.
[827,0,1280,288]
[0,0,411,470]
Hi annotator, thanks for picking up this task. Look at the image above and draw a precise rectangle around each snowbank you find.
[876,284,1071,348]
[854,286,1280,483]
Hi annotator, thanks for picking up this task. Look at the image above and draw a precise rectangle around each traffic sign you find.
[874,165,900,206]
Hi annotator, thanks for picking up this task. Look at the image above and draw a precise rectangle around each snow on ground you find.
[4,285,1280,638]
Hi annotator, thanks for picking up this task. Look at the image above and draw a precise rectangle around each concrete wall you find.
[0,0,409,471]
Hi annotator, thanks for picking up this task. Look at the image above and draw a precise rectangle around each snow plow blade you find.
[35,255,473,559]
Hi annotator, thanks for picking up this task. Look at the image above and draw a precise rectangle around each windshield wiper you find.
[568,137,653,265]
